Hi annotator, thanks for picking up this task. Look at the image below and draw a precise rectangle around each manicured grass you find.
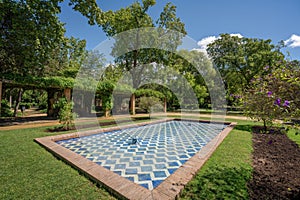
[180,120,255,199]
[287,128,300,146]
[0,127,116,200]
[1,117,256,199]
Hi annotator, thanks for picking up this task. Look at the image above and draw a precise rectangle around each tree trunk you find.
[9,94,12,108]
[164,97,167,113]
[263,119,267,133]
[0,81,2,117]
[13,88,23,117]
[130,30,140,116]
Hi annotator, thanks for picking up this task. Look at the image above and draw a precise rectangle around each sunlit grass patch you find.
[180,120,253,199]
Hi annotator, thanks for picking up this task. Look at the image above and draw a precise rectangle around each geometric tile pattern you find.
[56,120,227,190]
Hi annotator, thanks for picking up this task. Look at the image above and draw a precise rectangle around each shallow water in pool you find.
[57,120,227,190]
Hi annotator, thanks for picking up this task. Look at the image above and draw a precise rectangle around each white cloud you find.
[230,33,243,38]
[195,33,244,55]
[284,34,300,48]
[197,36,218,49]
[191,48,207,54]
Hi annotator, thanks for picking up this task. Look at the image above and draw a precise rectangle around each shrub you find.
[1,99,13,117]
[102,95,113,117]
[244,63,300,132]
[37,92,48,110]
[138,96,162,118]
[54,98,77,130]
[19,102,34,109]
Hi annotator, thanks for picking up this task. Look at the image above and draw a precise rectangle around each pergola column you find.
[84,91,93,115]
[64,88,71,102]
[47,89,55,117]
[130,93,136,115]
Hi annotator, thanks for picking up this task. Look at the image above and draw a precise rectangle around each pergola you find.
[0,77,72,117]
[0,77,168,117]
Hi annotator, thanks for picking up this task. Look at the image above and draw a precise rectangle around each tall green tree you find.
[0,0,105,117]
[62,37,87,78]
[0,0,66,116]
[173,50,216,108]
[0,0,65,77]
[207,34,284,95]
[43,37,87,78]
[96,0,186,114]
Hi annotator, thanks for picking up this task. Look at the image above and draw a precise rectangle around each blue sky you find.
[58,0,300,60]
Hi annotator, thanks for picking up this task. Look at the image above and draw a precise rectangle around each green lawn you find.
[0,126,116,200]
[2,117,297,199]
[180,120,255,199]
[287,128,300,146]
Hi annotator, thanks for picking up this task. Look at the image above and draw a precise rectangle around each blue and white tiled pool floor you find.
[57,120,227,190]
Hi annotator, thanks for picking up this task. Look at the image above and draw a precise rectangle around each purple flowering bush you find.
[244,63,300,132]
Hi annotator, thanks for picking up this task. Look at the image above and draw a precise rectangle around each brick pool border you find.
[35,118,236,200]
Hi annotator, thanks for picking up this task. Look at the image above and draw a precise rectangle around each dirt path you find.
[166,112,248,120]
[0,121,60,131]
[0,112,249,131]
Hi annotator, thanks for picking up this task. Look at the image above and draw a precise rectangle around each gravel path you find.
[0,112,249,131]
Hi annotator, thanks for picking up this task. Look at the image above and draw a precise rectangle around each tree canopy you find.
[2,0,299,119]
[207,34,284,94]
[0,0,65,79]
[101,0,186,88]
[87,0,187,114]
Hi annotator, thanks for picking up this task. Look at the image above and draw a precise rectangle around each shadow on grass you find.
[181,165,252,200]
[131,116,150,121]
[234,124,253,132]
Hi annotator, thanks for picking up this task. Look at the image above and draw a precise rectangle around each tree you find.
[1,0,188,117]
[1,0,66,116]
[172,50,216,108]
[0,0,65,77]
[43,37,87,78]
[97,0,186,114]
[0,0,104,117]
[68,0,103,25]
[62,37,87,78]
[207,34,284,96]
